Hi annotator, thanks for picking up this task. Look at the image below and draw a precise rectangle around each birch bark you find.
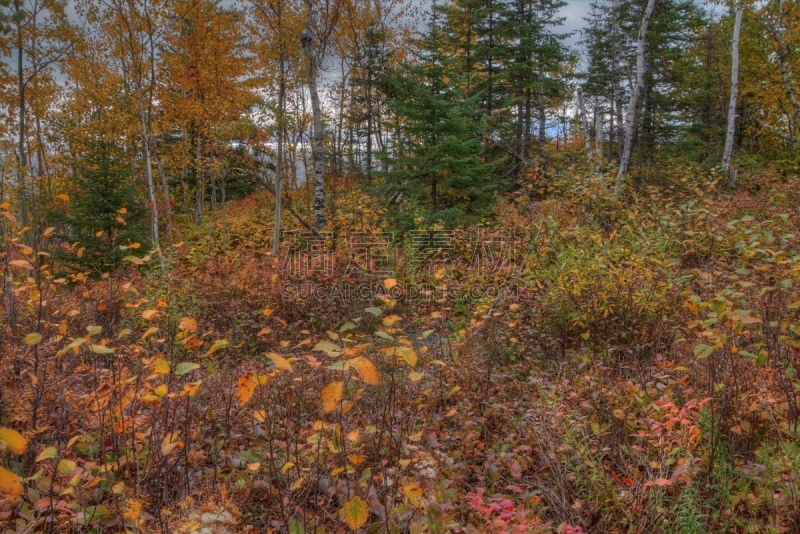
[302,0,326,230]
[614,0,657,197]
[722,5,744,188]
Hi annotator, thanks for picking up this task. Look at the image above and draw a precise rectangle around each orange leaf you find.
[0,466,23,498]
[402,483,424,507]
[179,317,198,333]
[321,381,343,413]
[348,356,380,386]
[235,372,257,407]
[266,352,292,372]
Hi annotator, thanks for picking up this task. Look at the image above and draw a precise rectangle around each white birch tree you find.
[614,0,657,197]
[722,4,744,188]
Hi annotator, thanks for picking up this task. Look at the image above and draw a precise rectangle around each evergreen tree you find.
[55,142,149,273]
[381,1,500,227]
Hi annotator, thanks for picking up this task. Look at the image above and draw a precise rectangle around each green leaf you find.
[35,446,58,462]
[174,362,201,376]
[313,341,341,353]
[339,321,356,332]
[90,344,114,354]
[709,298,727,314]
[76,505,110,526]
[364,307,382,316]
[693,344,714,359]
[374,331,393,340]
[288,519,305,534]
[86,326,102,335]
[785,367,796,379]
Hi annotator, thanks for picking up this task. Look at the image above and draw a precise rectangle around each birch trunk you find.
[137,98,165,273]
[302,2,326,230]
[722,6,744,188]
[577,87,594,167]
[614,0,657,197]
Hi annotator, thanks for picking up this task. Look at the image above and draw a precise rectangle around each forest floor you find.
[4,164,800,533]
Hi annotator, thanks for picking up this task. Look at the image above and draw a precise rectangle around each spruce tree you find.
[55,141,149,273]
[381,1,500,227]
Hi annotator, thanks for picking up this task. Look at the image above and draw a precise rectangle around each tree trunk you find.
[594,98,603,175]
[16,13,28,232]
[274,52,285,257]
[577,87,594,168]
[614,0,657,197]
[137,98,165,273]
[722,6,743,189]
[302,4,325,230]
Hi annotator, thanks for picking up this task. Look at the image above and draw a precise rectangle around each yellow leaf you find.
[408,371,425,382]
[142,309,158,320]
[321,381,344,413]
[382,314,402,327]
[141,395,161,405]
[154,384,168,397]
[396,347,417,366]
[56,193,70,202]
[0,427,27,455]
[341,496,369,530]
[263,308,274,317]
[235,372,257,407]
[43,227,55,238]
[348,357,380,386]
[57,459,76,474]
[0,466,23,498]
[142,327,158,340]
[152,358,170,375]
[181,381,202,397]
[383,278,398,290]
[123,499,142,523]
[402,483,424,507]
[266,352,292,372]
[179,317,197,333]
[23,332,42,345]
[1,211,17,223]
[205,339,230,356]
[247,462,261,472]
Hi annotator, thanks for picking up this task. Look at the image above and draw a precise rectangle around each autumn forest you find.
[1,0,800,531]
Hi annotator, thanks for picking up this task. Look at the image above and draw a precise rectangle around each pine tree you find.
[55,142,148,273]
